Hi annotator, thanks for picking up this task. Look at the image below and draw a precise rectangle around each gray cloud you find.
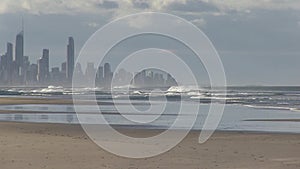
[0,1,300,85]
[167,0,219,13]
[98,0,119,9]
[132,0,149,9]
[1,1,300,15]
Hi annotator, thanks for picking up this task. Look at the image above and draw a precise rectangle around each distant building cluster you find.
[72,61,133,87]
[0,26,77,86]
[133,69,177,88]
[0,25,177,88]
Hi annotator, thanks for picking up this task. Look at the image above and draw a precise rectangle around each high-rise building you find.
[43,49,49,75]
[0,54,6,73]
[15,30,24,75]
[61,62,66,74]
[113,68,132,86]
[27,64,38,84]
[67,37,74,80]
[85,62,96,77]
[74,63,83,77]
[37,49,50,83]
[4,43,13,83]
[50,67,60,84]
[37,58,44,83]
[104,63,111,79]
[104,63,112,87]
[96,66,104,85]
[22,56,30,83]
[6,43,13,67]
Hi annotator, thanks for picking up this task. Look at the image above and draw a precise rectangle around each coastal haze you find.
[0,1,300,169]
[0,26,178,87]
[1,1,300,85]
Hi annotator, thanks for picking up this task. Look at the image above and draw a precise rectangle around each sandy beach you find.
[0,122,299,169]
[0,97,300,168]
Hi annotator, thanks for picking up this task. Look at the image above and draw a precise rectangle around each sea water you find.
[0,86,299,133]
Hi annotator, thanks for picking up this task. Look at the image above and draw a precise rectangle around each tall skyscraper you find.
[67,37,74,80]
[96,66,104,82]
[104,63,112,87]
[61,62,66,74]
[37,49,50,83]
[43,49,49,76]
[15,30,24,75]
[27,64,38,84]
[104,63,111,79]
[6,43,13,67]
[95,66,104,86]
[2,43,13,83]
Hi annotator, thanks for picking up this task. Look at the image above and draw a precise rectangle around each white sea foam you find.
[244,105,300,112]
[167,86,201,93]
[48,85,63,89]
[132,91,142,95]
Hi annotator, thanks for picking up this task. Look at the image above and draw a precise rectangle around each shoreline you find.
[0,96,300,136]
[2,120,300,135]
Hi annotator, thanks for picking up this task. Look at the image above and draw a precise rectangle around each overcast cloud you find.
[0,0,300,85]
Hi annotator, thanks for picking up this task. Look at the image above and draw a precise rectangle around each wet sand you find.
[0,122,300,169]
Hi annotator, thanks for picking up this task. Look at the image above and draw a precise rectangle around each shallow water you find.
[0,103,300,133]
[1,86,300,133]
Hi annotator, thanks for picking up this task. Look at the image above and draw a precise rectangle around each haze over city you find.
[0,25,178,87]
[1,0,300,85]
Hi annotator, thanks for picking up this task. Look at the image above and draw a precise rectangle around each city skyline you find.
[1,1,300,86]
[0,24,177,88]
[0,22,77,86]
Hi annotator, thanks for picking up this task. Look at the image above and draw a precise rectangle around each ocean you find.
[0,85,300,133]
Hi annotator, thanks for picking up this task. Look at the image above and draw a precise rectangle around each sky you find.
[0,0,300,86]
